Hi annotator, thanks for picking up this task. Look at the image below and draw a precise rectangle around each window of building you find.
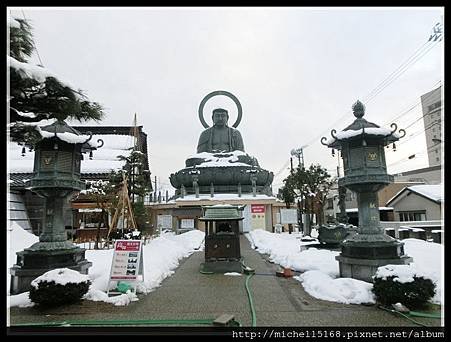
[432,127,435,132]
[345,192,353,202]
[435,149,439,154]
[436,157,440,162]
[398,211,426,221]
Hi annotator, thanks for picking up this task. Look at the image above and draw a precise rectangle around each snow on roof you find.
[176,193,277,202]
[8,133,135,174]
[326,127,399,145]
[408,184,443,203]
[346,207,393,213]
[387,184,443,205]
[36,126,97,147]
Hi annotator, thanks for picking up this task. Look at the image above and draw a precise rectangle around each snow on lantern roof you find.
[321,100,406,148]
[8,130,136,175]
[36,120,100,151]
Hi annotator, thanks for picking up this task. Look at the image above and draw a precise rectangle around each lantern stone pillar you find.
[321,101,412,282]
[9,120,102,294]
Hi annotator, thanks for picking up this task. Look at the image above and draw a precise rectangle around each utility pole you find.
[154,176,157,203]
[291,146,307,235]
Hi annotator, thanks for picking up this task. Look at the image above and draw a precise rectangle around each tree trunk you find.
[95,207,105,250]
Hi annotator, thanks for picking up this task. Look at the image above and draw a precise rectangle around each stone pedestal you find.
[10,246,92,294]
[336,237,412,283]
[336,254,413,283]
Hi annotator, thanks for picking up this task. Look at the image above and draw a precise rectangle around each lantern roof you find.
[321,100,406,148]
[36,120,102,152]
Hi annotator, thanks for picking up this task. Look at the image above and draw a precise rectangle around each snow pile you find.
[374,264,431,283]
[248,229,339,277]
[402,238,443,304]
[187,151,252,168]
[31,268,90,288]
[8,224,204,307]
[296,271,375,304]
[7,222,39,294]
[83,230,205,305]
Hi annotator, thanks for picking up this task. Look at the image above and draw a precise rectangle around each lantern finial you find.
[352,100,365,118]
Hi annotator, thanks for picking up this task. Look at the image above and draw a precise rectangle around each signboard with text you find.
[109,240,143,281]
[280,208,298,224]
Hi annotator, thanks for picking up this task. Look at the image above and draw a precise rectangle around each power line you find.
[362,40,439,105]
[382,79,441,126]
[301,30,441,149]
[362,41,431,103]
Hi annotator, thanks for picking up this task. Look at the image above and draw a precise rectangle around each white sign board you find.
[157,214,172,229]
[107,240,144,295]
[280,208,298,224]
[180,218,195,229]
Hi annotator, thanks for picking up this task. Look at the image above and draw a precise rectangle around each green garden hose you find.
[13,317,240,327]
[408,311,441,319]
[377,305,439,327]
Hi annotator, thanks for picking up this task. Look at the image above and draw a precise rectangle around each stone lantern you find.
[321,100,412,282]
[10,120,104,294]
[199,204,244,273]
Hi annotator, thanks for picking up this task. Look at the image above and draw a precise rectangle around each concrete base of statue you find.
[9,245,92,295]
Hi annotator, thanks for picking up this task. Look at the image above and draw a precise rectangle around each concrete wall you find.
[8,191,32,231]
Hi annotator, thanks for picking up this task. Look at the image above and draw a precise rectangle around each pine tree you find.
[288,164,334,235]
[8,16,105,145]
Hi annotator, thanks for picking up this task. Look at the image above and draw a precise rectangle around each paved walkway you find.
[9,235,441,327]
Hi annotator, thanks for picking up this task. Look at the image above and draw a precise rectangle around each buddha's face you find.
[212,110,228,127]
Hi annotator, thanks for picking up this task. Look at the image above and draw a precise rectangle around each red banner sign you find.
[251,204,265,214]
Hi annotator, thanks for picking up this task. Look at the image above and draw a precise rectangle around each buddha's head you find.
[212,108,228,127]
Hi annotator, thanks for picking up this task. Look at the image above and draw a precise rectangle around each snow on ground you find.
[248,229,443,306]
[8,224,204,307]
[403,238,443,304]
[248,229,339,277]
[7,222,39,294]
[7,224,442,308]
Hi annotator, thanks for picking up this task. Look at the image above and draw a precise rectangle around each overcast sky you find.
[9,7,443,194]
